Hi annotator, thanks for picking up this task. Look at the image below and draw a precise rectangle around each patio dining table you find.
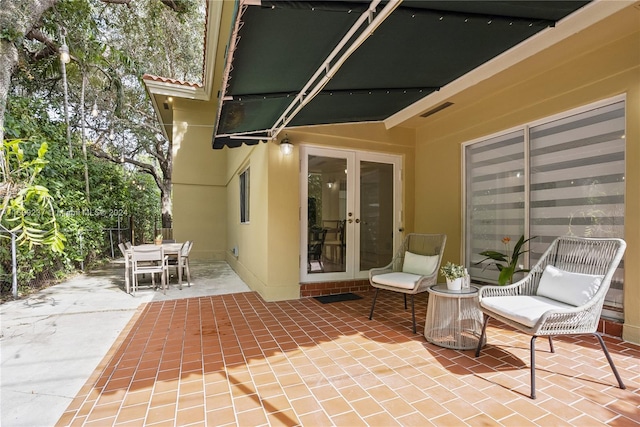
[124,242,184,294]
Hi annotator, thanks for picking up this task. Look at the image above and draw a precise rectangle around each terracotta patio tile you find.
[266,408,299,427]
[349,397,385,418]
[205,407,236,426]
[235,407,268,426]
[177,392,204,410]
[310,384,340,401]
[320,396,352,417]
[55,292,640,427]
[205,392,232,410]
[282,383,313,400]
[114,402,147,424]
[147,389,177,409]
[366,410,405,426]
[260,393,292,414]
[297,410,332,426]
[290,396,323,415]
[396,411,436,427]
[379,396,417,419]
[332,410,370,426]
[145,404,176,425]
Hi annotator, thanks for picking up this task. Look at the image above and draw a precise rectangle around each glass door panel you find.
[359,161,395,272]
[301,146,401,282]
[307,154,348,275]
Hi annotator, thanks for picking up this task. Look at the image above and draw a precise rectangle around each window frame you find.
[462,94,626,318]
[239,167,250,224]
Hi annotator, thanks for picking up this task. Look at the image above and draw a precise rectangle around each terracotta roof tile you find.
[142,74,203,88]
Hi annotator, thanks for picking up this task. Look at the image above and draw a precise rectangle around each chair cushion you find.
[480,295,575,328]
[372,272,422,290]
[536,265,604,307]
[402,252,439,276]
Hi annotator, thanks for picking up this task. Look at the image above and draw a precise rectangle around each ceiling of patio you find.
[212,0,590,149]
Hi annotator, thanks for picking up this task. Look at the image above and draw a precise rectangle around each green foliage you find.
[476,235,535,285]
[1,96,159,295]
[440,262,465,281]
[2,138,66,252]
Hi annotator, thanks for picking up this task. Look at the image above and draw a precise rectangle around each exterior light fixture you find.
[280,135,293,155]
[59,43,70,64]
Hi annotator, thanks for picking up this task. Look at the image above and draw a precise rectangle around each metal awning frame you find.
[215,0,403,143]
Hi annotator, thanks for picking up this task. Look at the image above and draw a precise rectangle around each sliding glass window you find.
[464,97,625,318]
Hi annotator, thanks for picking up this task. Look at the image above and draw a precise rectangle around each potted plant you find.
[440,261,466,290]
[476,235,535,285]
[154,234,163,245]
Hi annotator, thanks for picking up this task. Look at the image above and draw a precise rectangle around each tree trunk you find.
[80,72,90,201]
[160,178,172,229]
[0,0,58,144]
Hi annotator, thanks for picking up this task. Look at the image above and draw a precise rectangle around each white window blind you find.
[464,98,625,319]
[529,100,625,312]
[465,130,525,283]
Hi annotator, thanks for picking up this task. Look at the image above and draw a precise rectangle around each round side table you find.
[424,284,485,350]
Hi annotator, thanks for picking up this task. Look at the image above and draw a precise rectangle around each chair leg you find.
[411,294,416,334]
[185,260,191,286]
[404,294,407,310]
[530,336,537,399]
[475,315,489,357]
[548,336,555,353]
[593,333,626,390]
[369,288,379,320]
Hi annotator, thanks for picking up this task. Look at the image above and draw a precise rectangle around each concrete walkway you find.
[0,260,251,427]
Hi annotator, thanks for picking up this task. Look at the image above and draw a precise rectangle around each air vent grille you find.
[420,102,454,118]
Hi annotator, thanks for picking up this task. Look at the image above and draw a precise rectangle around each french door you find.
[300,146,402,282]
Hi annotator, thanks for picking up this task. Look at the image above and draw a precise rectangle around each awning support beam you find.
[268,0,403,139]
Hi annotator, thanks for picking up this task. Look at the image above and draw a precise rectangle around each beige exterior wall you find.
[221,123,417,301]
[171,99,227,260]
[168,1,639,344]
[413,13,640,343]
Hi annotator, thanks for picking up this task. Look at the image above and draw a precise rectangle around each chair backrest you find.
[118,243,127,257]
[528,236,626,300]
[124,241,133,249]
[391,233,447,274]
[181,241,192,257]
[131,246,164,264]
[308,229,327,258]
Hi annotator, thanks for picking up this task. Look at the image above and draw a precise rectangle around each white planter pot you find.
[446,277,463,290]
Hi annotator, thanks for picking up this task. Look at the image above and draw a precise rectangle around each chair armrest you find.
[532,294,606,335]
[478,274,537,300]
[414,272,438,293]
[369,266,393,280]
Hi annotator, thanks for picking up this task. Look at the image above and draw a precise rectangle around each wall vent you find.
[420,102,454,118]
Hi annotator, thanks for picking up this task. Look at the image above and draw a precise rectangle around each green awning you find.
[213,0,590,149]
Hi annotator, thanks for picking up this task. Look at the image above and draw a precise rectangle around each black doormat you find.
[314,293,363,304]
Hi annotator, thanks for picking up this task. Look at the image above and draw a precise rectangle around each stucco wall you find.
[414,16,640,343]
[221,123,417,302]
[171,100,227,260]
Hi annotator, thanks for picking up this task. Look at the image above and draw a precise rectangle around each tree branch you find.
[99,0,131,7]
[25,27,58,61]
[159,0,187,13]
